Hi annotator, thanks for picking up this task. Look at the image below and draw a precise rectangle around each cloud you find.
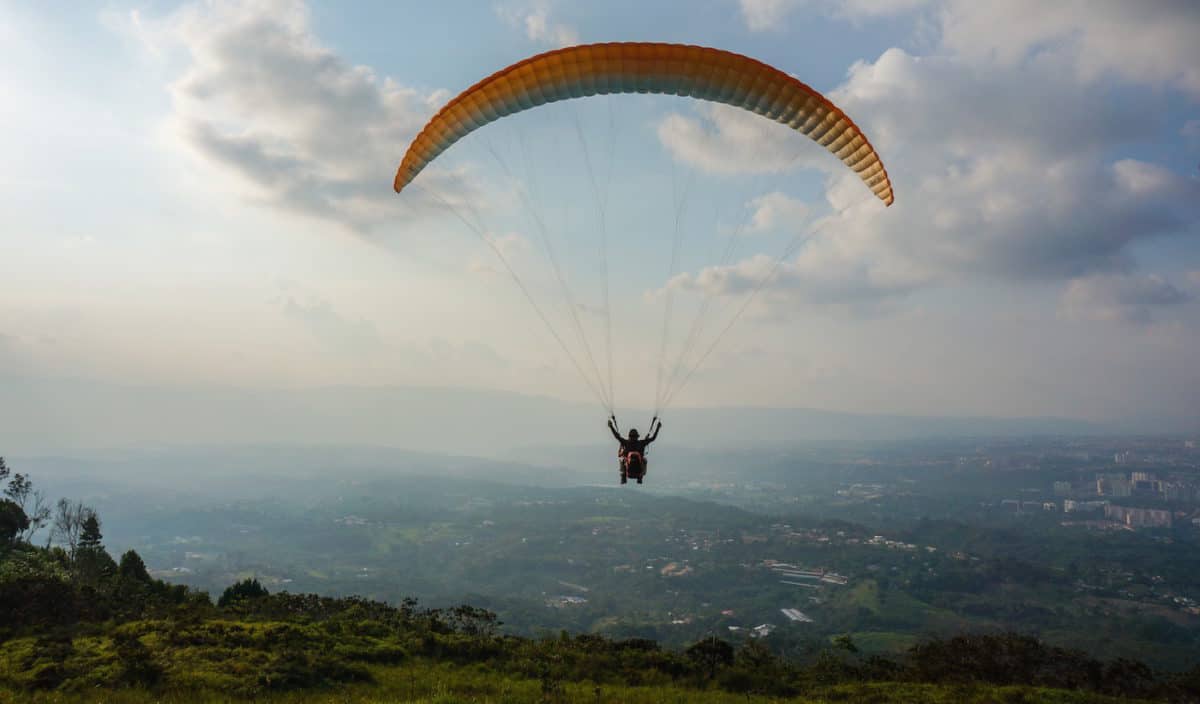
[1184,120,1200,139]
[153,0,459,232]
[939,0,1200,98]
[738,0,800,31]
[1061,273,1193,324]
[742,1,1200,97]
[745,192,810,234]
[738,0,928,30]
[666,237,922,311]
[817,47,1199,284]
[280,294,384,352]
[497,1,579,47]
[661,7,1200,310]
[658,104,830,175]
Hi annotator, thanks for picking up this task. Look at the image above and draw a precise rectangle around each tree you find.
[4,471,30,503]
[685,637,734,680]
[20,490,51,543]
[74,510,115,585]
[78,512,103,552]
[218,578,269,607]
[51,499,89,557]
[118,550,152,583]
[0,458,50,543]
[0,499,29,548]
[447,604,501,637]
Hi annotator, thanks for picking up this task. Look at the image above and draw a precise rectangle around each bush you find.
[113,631,163,688]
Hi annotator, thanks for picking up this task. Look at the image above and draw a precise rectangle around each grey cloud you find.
[939,0,1200,97]
[661,42,1200,309]
[740,1,1200,98]
[834,50,1162,163]
[1062,273,1193,325]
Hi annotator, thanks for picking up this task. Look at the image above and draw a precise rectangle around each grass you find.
[841,580,881,615]
[0,609,1173,704]
[844,632,920,654]
[0,660,1157,704]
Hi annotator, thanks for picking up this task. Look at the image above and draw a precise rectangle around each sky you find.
[1,0,1198,435]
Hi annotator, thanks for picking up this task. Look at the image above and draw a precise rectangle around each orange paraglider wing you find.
[395,42,893,206]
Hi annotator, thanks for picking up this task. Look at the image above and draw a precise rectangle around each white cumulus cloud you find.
[746,192,811,234]
[658,104,832,175]
[497,1,579,47]
[149,0,464,233]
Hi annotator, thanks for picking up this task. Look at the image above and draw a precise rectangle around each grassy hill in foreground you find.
[0,661,1155,704]
[3,571,1198,703]
[0,608,1162,703]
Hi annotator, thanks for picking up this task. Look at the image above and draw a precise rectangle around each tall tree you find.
[52,499,89,556]
[118,550,151,583]
[78,512,103,552]
[74,510,115,585]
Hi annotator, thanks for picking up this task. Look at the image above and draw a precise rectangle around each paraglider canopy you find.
[395,42,893,206]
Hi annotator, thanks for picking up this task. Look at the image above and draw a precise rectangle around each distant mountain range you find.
[0,374,1115,457]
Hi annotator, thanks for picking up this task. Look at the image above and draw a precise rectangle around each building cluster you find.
[764,560,849,587]
[1063,499,1110,513]
[865,535,921,551]
[1047,469,1199,529]
[835,483,886,501]
[546,595,588,607]
[663,527,731,552]
[1005,471,1198,531]
[727,623,776,638]
[780,608,813,623]
[1001,499,1058,513]
[1104,504,1172,528]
